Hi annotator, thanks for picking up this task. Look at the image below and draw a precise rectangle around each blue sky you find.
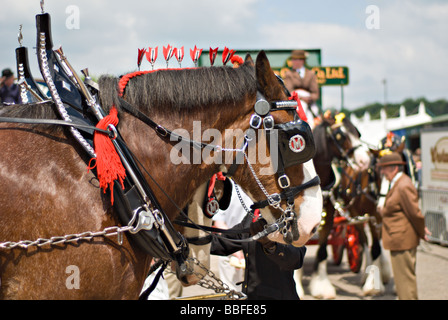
[1,0,447,110]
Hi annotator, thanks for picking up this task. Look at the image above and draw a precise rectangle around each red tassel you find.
[252,209,260,222]
[289,91,308,122]
[87,107,126,205]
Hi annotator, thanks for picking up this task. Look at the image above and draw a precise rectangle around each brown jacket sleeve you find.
[305,70,319,102]
[398,177,426,239]
[381,174,426,251]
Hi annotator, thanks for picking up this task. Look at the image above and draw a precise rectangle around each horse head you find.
[223,51,323,247]
[313,112,370,173]
[96,50,322,288]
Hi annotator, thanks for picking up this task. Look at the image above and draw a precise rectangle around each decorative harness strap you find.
[36,13,97,159]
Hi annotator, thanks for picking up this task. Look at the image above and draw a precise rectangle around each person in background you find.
[0,68,21,105]
[377,152,430,300]
[282,50,319,106]
[412,148,422,189]
[282,50,319,127]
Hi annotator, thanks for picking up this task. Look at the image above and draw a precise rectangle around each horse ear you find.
[244,54,254,67]
[255,50,285,100]
[370,148,380,157]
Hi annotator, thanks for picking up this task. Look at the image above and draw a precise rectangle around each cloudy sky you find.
[1,0,447,110]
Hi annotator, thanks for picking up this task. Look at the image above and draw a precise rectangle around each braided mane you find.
[97,63,256,116]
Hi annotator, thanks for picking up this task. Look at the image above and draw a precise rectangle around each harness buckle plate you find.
[107,124,118,140]
[263,115,274,130]
[249,114,262,129]
[278,174,290,189]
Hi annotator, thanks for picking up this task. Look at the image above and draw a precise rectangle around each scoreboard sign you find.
[311,66,349,86]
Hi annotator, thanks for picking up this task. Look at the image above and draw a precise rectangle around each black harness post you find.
[15,39,48,103]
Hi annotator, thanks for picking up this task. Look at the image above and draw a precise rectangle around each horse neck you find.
[313,137,338,188]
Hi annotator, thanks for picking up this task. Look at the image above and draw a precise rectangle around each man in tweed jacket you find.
[282,50,319,105]
[377,152,428,299]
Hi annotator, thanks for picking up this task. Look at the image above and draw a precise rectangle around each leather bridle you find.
[222,90,320,244]
[115,75,321,244]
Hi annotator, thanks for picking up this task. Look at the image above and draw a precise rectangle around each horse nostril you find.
[311,224,319,235]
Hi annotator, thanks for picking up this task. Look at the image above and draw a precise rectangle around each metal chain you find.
[243,149,295,216]
[0,225,248,300]
[233,182,253,216]
[243,151,271,199]
[217,141,248,154]
[166,257,246,300]
[233,139,297,240]
[188,257,246,300]
[0,225,133,250]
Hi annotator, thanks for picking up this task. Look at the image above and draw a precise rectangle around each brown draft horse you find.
[335,151,390,295]
[0,52,322,299]
[361,139,415,295]
[341,134,421,295]
[294,113,371,299]
[333,139,414,296]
